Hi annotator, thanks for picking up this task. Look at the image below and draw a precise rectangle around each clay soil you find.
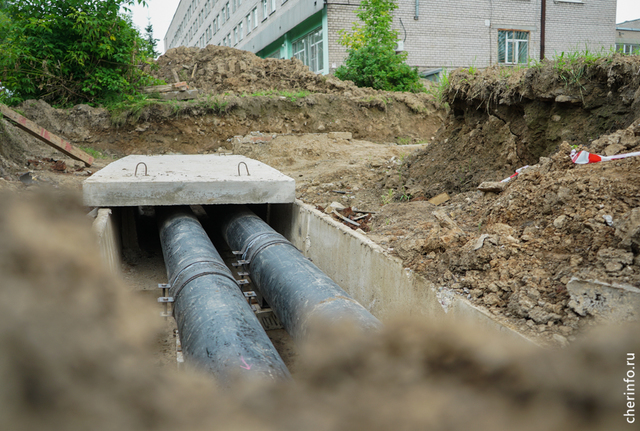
[3,45,640,431]
[2,48,640,349]
[1,192,638,431]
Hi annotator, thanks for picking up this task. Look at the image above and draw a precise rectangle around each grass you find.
[101,85,315,127]
[104,94,161,126]
[203,95,229,114]
[106,91,233,126]
[426,69,450,105]
[544,47,615,102]
[552,47,616,88]
[379,154,412,204]
[381,189,394,205]
[79,146,110,159]
[246,89,310,102]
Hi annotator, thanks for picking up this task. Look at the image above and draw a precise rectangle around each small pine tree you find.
[334,0,424,92]
[144,20,159,58]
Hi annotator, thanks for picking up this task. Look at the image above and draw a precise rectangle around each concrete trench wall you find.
[272,201,535,344]
[91,208,121,275]
[91,201,534,344]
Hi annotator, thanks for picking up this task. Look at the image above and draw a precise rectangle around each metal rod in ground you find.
[157,206,291,385]
[210,205,381,344]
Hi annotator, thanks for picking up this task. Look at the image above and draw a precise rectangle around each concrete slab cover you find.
[83,155,295,207]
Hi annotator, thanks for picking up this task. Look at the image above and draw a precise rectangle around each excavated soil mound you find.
[405,54,640,200]
[368,122,640,344]
[1,191,637,431]
[150,45,369,96]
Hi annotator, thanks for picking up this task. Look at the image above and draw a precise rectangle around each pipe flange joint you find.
[169,259,239,301]
[239,231,297,265]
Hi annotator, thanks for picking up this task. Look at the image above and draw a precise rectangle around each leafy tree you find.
[144,20,160,59]
[334,0,424,93]
[0,0,162,106]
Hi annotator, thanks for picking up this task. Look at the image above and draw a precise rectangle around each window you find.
[498,30,528,64]
[270,0,276,13]
[616,43,640,55]
[262,0,268,20]
[292,27,324,73]
[227,33,231,46]
[232,0,236,13]
[246,14,251,34]
[225,2,230,20]
[252,7,258,28]
[233,26,238,45]
[215,15,220,31]
[239,22,244,40]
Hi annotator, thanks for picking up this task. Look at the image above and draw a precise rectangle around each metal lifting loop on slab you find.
[237,161,250,176]
[134,162,148,176]
[157,206,291,385]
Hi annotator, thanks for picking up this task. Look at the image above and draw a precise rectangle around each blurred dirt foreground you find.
[1,190,638,431]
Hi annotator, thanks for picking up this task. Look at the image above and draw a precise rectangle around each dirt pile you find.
[368,122,640,344]
[76,91,440,156]
[0,47,441,178]
[0,191,203,431]
[150,45,369,96]
[231,132,426,211]
[1,191,637,431]
[404,54,640,200]
[0,100,112,188]
[3,47,640,349]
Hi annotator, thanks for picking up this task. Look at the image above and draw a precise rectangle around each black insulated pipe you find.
[211,206,381,343]
[157,207,291,384]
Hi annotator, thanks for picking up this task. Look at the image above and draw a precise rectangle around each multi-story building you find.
[164,0,616,75]
[616,19,640,55]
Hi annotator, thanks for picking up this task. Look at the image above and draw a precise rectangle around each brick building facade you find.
[164,0,616,75]
[616,19,640,55]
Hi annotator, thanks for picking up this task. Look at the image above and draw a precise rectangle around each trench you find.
[113,204,301,374]
[93,198,536,379]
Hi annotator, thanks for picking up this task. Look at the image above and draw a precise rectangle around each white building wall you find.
[165,0,616,72]
[545,0,616,56]
[327,0,614,71]
[164,0,323,55]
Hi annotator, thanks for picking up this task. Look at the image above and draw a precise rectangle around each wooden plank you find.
[171,69,180,83]
[0,104,94,167]
[140,82,189,94]
[158,89,199,101]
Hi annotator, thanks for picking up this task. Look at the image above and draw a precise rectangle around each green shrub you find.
[0,0,162,106]
[334,0,424,93]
